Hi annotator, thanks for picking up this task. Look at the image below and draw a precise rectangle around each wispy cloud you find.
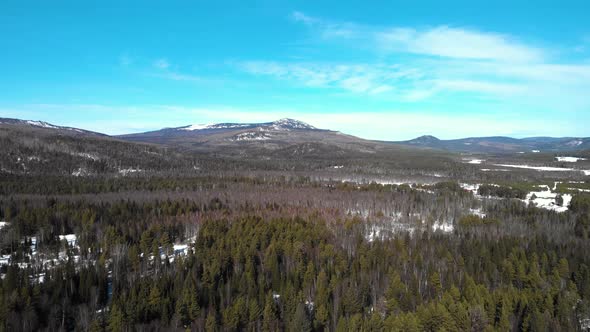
[236,12,590,110]
[292,11,544,62]
[291,11,317,26]
[376,26,543,62]
[240,62,411,96]
[148,58,206,82]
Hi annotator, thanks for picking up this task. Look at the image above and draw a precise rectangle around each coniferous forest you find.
[1,172,590,331]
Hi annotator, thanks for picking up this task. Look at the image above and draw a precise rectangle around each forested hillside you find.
[1,174,590,331]
[1,119,590,331]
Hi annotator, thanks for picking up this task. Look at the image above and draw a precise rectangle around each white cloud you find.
[292,11,544,62]
[235,12,590,111]
[240,61,409,95]
[291,11,317,25]
[377,26,544,62]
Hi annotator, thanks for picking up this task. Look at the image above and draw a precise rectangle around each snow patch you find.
[432,221,454,233]
[460,183,480,193]
[569,188,590,193]
[75,152,100,161]
[525,185,571,213]
[469,208,487,218]
[118,168,142,176]
[181,124,212,131]
[272,118,315,130]
[232,132,271,141]
[556,156,587,162]
[566,140,583,147]
[27,120,59,129]
[495,164,578,172]
[72,168,91,177]
[59,234,77,247]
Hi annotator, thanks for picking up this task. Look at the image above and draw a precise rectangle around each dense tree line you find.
[0,176,589,331]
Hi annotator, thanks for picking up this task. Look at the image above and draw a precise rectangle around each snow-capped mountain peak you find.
[177,118,316,132]
[180,124,212,131]
[0,117,92,134]
[271,118,316,130]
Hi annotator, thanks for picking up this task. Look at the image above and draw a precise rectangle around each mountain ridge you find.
[1,116,589,154]
[398,135,590,153]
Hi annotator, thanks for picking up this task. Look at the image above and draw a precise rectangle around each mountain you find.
[120,118,319,143]
[0,117,456,177]
[398,135,590,153]
[118,118,460,174]
[0,117,201,176]
[5,116,589,180]
[118,118,387,157]
[0,117,105,137]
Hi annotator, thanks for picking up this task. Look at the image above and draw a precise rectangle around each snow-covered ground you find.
[75,152,100,161]
[556,156,587,162]
[524,185,571,213]
[1,232,197,282]
[72,168,92,177]
[568,188,590,193]
[181,124,212,131]
[495,164,582,172]
[119,168,142,176]
[365,221,417,242]
[481,168,510,172]
[469,208,487,218]
[59,234,78,247]
[432,221,454,233]
[27,120,59,129]
[465,159,484,164]
[460,183,480,193]
[461,181,574,213]
[232,132,271,141]
[0,221,8,230]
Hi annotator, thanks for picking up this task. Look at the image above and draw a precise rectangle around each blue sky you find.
[1,0,589,140]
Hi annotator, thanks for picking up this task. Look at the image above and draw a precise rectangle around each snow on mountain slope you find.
[177,118,316,132]
[0,117,98,135]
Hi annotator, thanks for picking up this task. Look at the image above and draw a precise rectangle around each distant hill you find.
[3,116,589,179]
[117,118,396,158]
[398,135,590,153]
[0,117,458,177]
[0,117,199,176]
[0,117,105,137]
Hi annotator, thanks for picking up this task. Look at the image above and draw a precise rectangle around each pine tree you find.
[314,270,330,330]
[107,303,125,332]
[205,309,218,332]
[262,294,278,332]
[288,303,312,332]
